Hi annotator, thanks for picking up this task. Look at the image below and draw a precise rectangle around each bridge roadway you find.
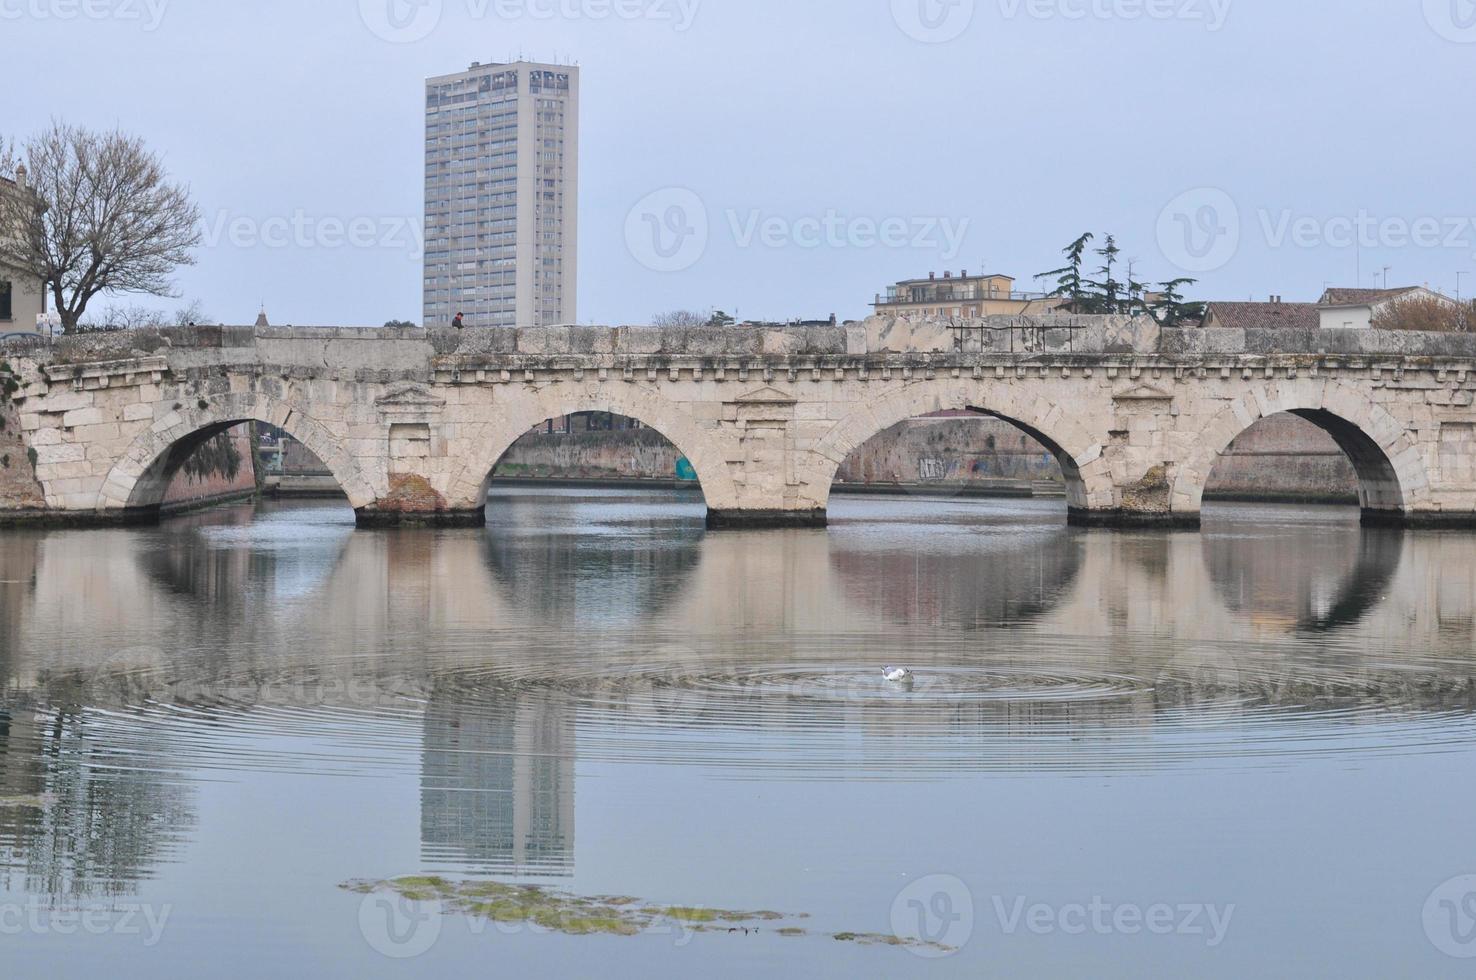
[4,315,1476,529]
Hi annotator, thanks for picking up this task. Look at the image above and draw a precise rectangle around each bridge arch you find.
[444,384,741,512]
[98,392,375,515]
[1175,381,1431,523]
[801,380,1114,516]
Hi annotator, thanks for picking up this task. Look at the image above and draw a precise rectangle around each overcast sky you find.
[7,0,1475,326]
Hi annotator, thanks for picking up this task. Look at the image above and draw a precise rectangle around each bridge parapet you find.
[11,316,1476,366]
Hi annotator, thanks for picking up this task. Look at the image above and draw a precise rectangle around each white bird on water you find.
[882,666,914,683]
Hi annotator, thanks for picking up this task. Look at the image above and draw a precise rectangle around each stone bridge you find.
[4,315,1476,529]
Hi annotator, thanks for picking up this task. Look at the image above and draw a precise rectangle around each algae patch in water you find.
[832,931,915,947]
[341,877,952,952]
[343,878,790,940]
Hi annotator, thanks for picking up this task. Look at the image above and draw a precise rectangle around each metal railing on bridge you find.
[948,317,1093,355]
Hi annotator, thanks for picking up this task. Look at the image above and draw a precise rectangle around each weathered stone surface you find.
[3,316,1476,528]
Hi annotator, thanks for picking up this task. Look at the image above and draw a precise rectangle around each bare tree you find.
[651,309,709,328]
[89,303,164,331]
[83,298,211,331]
[1372,295,1470,333]
[172,299,211,327]
[0,123,202,333]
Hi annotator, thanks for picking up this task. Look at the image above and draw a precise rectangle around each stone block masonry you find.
[2,316,1475,530]
[0,373,47,513]
[287,411,1361,505]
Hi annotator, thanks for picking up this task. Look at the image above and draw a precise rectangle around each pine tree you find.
[1126,266,1151,317]
[1086,235,1123,314]
[1037,233,1094,313]
[1150,279,1206,327]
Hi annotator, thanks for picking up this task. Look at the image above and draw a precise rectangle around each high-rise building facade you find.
[424,61,578,329]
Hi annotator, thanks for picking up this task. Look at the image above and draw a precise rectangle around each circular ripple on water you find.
[16,629,1476,780]
[637,664,1150,706]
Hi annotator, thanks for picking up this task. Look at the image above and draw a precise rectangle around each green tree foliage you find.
[1150,278,1206,328]
[1037,233,1094,312]
[1040,232,1204,322]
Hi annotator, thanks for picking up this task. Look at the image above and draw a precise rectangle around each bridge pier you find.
[705,508,828,530]
[1067,507,1202,530]
[1369,509,1476,529]
[354,507,486,530]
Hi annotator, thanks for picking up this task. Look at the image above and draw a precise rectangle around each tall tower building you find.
[424,61,579,329]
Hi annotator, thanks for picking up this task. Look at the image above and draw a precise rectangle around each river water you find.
[2,489,1475,976]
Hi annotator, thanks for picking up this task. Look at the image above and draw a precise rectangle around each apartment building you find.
[424,61,579,329]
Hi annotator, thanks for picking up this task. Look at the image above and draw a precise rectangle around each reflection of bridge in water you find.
[5,500,1476,892]
[1202,518,1404,633]
[4,500,1476,686]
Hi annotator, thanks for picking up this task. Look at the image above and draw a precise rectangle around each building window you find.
[0,280,11,321]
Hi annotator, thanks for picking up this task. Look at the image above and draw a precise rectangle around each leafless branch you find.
[0,122,202,333]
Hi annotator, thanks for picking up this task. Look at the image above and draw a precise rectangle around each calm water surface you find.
[3,490,1476,977]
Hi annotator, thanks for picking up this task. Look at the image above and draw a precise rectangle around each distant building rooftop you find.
[1318,287,1423,308]
[888,271,1015,288]
[1202,300,1320,330]
[874,270,1059,316]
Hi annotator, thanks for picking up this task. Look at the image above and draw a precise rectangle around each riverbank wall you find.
[478,415,1358,504]
[160,425,259,513]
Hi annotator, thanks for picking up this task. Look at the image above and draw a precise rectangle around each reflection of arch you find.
[97,393,375,515]
[1203,521,1403,634]
[1176,382,1430,524]
[445,386,741,511]
[137,501,355,607]
[803,381,1112,515]
[480,499,705,627]
[828,522,1085,626]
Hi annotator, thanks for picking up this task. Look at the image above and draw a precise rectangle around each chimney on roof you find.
[943,271,952,279]
[929,272,936,280]
[13,163,25,188]
[962,270,968,278]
